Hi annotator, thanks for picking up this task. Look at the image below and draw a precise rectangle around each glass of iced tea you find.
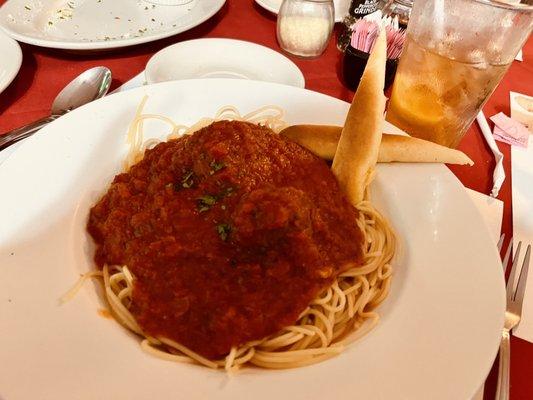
[386,0,533,148]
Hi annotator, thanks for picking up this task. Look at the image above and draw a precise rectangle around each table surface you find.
[1,0,532,398]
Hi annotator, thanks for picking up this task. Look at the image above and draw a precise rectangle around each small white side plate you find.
[255,0,349,23]
[145,38,305,88]
[0,0,226,50]
[0,29,22,94]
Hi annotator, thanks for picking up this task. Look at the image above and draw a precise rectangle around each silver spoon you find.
[0,66,112,151]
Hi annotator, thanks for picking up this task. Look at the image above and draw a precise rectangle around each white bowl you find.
[145,38,305,88]
[255,0,350,23]
[0,30,22,94]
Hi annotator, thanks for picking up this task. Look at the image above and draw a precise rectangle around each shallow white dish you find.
[0,0,225,50]
[255,0,349,23]
[0,79,504,400]
[0,29,22,93]
[145,38,305,87]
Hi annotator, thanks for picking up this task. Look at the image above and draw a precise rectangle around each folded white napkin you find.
[511,133,533,342]
[477,111,505,197]
[466,188,503,245]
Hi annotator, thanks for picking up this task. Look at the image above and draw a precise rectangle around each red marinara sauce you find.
[87,120,364,359]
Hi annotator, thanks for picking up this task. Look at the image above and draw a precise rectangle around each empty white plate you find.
[0,0,226,50]
[0,29,22,94]
[145,38,305,88]
[255,0,350,23]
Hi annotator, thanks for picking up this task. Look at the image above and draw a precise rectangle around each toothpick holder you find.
[342,45,398,91]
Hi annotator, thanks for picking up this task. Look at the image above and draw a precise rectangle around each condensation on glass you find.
[386,0,533,148]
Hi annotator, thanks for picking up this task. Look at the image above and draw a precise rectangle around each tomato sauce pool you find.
[87,120,364,359]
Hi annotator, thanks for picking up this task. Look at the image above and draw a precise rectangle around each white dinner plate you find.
[255,0,349,23]
[0,0,225,50]
[0,79,504,400]
[0,29,22,93]
[145,38,305,87]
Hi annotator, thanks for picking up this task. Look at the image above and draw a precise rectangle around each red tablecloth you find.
[1,0,532,398]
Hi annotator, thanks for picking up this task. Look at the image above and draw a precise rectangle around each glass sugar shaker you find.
[277,0,335,58]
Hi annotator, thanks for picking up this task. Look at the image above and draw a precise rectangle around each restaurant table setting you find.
[0,0,532,399]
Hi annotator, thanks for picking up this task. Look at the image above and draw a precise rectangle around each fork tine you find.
[513,244,531,305]
[507,241,522,301]
[498,233,505,252]
[502,238,514,273]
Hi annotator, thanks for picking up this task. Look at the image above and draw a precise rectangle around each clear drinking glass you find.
[386,0,533,148]
[277,0,335,58]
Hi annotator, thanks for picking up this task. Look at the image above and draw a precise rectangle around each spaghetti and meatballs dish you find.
[77,33,395,371]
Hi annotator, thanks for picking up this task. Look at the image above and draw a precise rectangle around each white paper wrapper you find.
[476,111,505,197]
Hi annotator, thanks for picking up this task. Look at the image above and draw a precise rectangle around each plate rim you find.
[0,29,22,93]
[0,78,506,399]
[144,37,306,88]
[0,0,226,50]
[254,0,345,22]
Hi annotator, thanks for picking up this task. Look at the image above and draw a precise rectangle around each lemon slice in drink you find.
[390,84,444,128]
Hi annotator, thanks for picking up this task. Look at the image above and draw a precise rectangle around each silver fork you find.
[495,235,531,400]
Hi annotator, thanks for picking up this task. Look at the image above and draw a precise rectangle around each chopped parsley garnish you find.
[181,170,194,189]
[198,186,235,212]
[216,224,231,241]
[209,160,226,175]
[197,195,217,213]
[221,186,234,197]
